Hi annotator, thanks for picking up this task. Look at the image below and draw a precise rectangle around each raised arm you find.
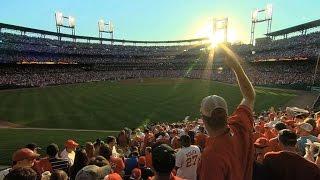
[222,46,256,110]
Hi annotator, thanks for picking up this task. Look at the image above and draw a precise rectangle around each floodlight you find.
[216,20,226,29]
[266,4,273,19]
[250,5,273,44]
[98,19,105,31]
[55,12,63,26]
[252,9,258,22]
[68,16,76,28]
[108,21,113,32]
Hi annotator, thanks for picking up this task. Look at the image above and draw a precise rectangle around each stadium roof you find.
[266,19,320,37]
[0,22,208,44]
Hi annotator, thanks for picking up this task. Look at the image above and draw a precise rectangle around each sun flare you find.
[195,20,239,48]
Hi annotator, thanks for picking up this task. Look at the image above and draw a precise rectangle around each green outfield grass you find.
[0,78,296,130]
[0,78,297,165]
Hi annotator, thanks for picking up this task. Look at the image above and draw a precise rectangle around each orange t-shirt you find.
[258,122,266,134]
[197,105,254,180]
[252,132,264,143]
[263,151,320,179]
[263,129,276,140]
[268,137,281,152]
[33,158,52,175]
[283,120,295,131]
[143,133,155,149]
[145,154,153,168]
[195,133,209,150]
[110,156,125,174]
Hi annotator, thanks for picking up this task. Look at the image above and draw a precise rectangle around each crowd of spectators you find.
[0,51,320,180]
[2,29,320,63]
[252,31,320,61]
[1,60,319,87]
[1,107,320,180]
[1,30,320,88]
[2,23,320,180]
[255,31,320,51]
[0,33,206,57]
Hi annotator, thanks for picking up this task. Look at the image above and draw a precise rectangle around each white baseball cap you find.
[298,122,313,132]
[286,107,309,117]
[200,95,228,117]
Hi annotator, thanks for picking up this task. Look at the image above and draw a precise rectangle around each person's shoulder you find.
[228,105,254,131]
[111,156,123,162]
[176,148,187,157]
[234,105,252,114]
[172,175,186,180]
[51,157,69,163]
[229,105,253,121]
[0,168,11,176]
[0,168,10,180]
[190,145,200,151]
[264,151,281,158]
[60,149,68,156]
[38,157,50,162]
[176,148,183,154]
[269,137,278,143]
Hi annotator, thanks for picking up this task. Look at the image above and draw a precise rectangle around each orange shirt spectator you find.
[253,131,264,143]
[110,156,125,174]
[144,147,153,168]
[139,154,153,170]
[254,137,270,163]
[195,132,209,151]
[145,154,152,169]
[268,137,282,152]
[257,121,266,134]
[33,158,52,175]
[197,105,254,180]
[283,120,295,131]
[143,132,155,150]
[263,151,320,180]
[263,127,276,140]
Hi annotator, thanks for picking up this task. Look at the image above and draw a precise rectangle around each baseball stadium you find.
[0,1,320,180]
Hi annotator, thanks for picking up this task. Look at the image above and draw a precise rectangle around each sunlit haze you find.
[1,0,320,43]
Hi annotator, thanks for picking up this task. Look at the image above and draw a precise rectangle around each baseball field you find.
[0,78,297,165]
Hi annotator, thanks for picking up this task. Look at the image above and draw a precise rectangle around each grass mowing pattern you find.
[0,78,296,130]
[0,78,297,165]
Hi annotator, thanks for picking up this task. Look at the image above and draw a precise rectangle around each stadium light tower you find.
[98,19,114,44]
[213,18,228,43]
[55,11,76,41]
[250,4,273,45]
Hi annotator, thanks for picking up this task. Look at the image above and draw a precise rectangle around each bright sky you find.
[1,0,319,43]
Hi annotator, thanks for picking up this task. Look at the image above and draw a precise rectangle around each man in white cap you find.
[296,122,319,155]
[197,48,255,180]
